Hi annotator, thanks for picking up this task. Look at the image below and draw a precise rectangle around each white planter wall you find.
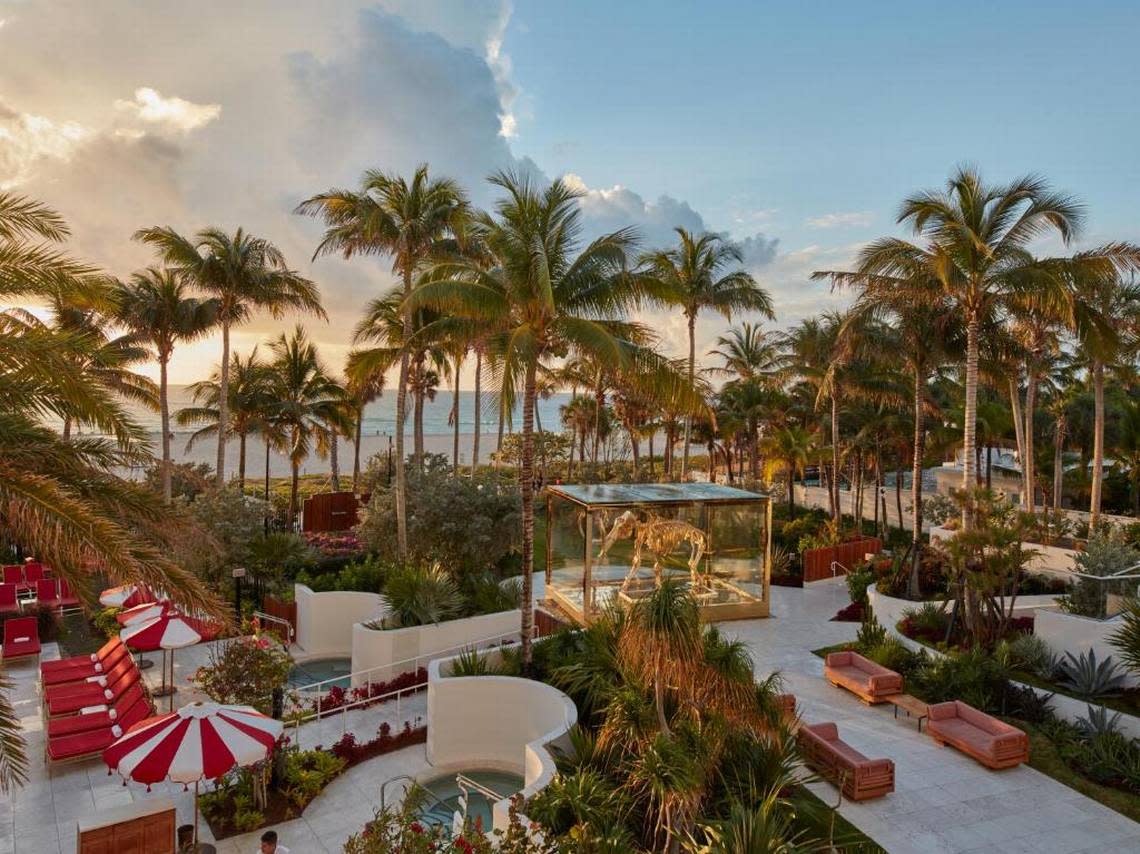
[867,588,1060,635]
[928,526,1077,575]
[293,584,385,656]
[427,653,577,835]
[350,609,520,685]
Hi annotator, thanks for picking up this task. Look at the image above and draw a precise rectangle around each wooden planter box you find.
[802,537,883,583]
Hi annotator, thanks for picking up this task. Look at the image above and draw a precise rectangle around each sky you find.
[2,0,1138,384]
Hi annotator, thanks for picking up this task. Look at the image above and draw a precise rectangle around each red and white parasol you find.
[116,600,169,626]
[120,610,202,709]
[99,584,159,609]
[103,702,284,847]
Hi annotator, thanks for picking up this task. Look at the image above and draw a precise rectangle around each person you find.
[258,830,290,854]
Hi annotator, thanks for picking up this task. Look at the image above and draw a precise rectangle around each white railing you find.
[254,611,294,645]
[283,627,523,741]
[830,560,850,579]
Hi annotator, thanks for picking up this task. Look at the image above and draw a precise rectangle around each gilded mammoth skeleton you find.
[596,509,709,593]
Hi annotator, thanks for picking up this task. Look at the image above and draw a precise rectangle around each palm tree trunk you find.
[962,316,980,530]
[495,397,505,469]
[238,432,247,491]
[873,455,882,537]
[591,383,602,465]
[289,458,300,530]
[1009,376,1026,499]
[472,348,482,474]
[1024,368,1038,512]
[681,314,695,479]
[648,430,655,478]
[895,469,904,532]
[709,441,718,482]
[830,394,841,525]
[62,417,72,441]
[159,354,172,505]
[1052,414,1065,511]
[413,363,425,472]
[394,269,412,559]
[631,432,640,470]
[452,353,462,476]
[353,405,363,492]
[909,368,926,597]
[216,320,231,487]
[329,425,340,492]
[519,358,538,670]
[264,436,271,533]
[1091,359,1106,528]
[787,457,796,516]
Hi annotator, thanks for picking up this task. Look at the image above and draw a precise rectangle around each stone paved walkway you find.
[3,580,1138,853]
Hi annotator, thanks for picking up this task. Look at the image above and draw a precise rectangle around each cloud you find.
[113,88,220,133]
[564,173,706,249]
[805,211,874,229]
[0,106,89,188]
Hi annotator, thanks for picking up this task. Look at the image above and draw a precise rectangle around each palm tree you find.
[345,368,385,493]
[641,229,773,478]
[413,171,701,667]
[114,268,218,504]
[814,167,1084,530]
[710,322,784,384]
[267,326,350,526]
[761,425,815,516]
[0,194,221,790]
[177,349,274,490]
[1069,265,1140,526]
[134,226,324,488]
[298,165,469,559]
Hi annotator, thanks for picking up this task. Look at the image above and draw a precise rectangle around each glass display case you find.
[543,483,771,624]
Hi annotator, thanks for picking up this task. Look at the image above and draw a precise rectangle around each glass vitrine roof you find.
[546,482,768,506]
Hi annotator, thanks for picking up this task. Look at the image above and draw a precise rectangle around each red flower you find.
[410,821,424,834]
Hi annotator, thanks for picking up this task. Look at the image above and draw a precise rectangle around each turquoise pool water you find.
[287,656,352,690]
[418,770,524,833]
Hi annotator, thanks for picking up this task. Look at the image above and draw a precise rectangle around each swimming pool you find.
[417,770,524,833]
[287,656,352,690]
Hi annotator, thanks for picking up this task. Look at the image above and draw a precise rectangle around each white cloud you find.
[0,107,90,189]
[564,172,706,249]
[805,211,874,229]
[113,88,220,132]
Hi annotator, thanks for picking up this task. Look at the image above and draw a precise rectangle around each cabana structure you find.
[544,483,771,624]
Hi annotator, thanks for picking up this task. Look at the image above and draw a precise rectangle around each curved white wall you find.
[427,650,577,835]
[1035,607,1138,688]
[351,609,520,686]
[293,583,385,656]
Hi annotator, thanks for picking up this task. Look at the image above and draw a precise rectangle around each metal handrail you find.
[254,611,293,644]
[379,774,453,814]
[830,560,849,578]
[456,772,509,804]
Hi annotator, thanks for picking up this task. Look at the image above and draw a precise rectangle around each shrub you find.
[173,486,270,589]
[865,637,922,676]
[830,601,864,622]
[450,647,497,676]
[1075,704,1123,739]
[910,649,1009,712]
[143,460,213,501]
[1108,596,1140,675]
[898,603,948,644]
[281,747,346,810]
[93,607,123,640]
[1059,533,1138,618]
[374,563,463,628]
[854,611,886,651]
[357,465,522,575]
[195,636,293,714]
[922,493,957,527]
[1008,633,1057,679]
[1056,649,1128,699]
[845,565,874,607]
[295,555,390,594]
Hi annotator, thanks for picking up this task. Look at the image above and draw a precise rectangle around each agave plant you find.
[1007,633,1059,680]
[1075,703,1124,739]
[1057,649,1128,699]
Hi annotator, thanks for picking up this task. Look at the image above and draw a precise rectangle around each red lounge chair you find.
[46,667,140,717]
[2,565,26,594]
[41,641,129,687]
[23,563,45,586]
[35,579,59,610]
[0,584,19,616]
[927,701,1030,769]
[42,636,122,676]
[2,616,40,662]
[57,579,80,609]
[46,682,150,739]
[46,656,135,701]
[46,695,152,765]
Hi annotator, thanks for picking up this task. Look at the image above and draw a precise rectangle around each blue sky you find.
[508,0,1140,248]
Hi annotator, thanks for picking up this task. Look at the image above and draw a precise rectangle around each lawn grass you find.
[795,787,887,852]
[1016,720,1140,823]
[811,642,855,659]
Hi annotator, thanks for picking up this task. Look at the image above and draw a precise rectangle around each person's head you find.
[260,830,278,853]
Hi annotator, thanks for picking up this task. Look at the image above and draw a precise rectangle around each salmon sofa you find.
[824,650,903,703]
[775,692,797,721]
[797,722,895,800]
[926,701,1029,769]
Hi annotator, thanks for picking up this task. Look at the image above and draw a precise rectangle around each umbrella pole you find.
[194,779,199,849]
[169,650,176,714]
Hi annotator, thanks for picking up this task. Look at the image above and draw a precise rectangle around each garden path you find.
[724,579,1140,854]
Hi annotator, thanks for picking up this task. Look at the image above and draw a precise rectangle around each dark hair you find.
[261,830,278,843]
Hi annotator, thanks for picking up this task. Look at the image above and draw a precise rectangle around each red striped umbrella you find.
[99,584,159,609]
[121,611,202,710]
[116,601,169,626]
[104,701,284,847]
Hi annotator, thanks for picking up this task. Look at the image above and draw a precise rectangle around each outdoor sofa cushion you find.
[927,700,1029,769]
[824,650,903,703]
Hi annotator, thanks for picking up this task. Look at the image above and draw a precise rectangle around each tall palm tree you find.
[345,367,385,493]
[1069,264,1140,526]
[641,229,774,478]
[298,165,469,559]
[761,426,815,516]
[0,194,221,790]
[177,349,274,490]
[413,171,701,667]
[134,226,324,487]
[267,326,350,526]
[710,322,784,384]
[114,268,218,504]
[815,167,1084,530]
